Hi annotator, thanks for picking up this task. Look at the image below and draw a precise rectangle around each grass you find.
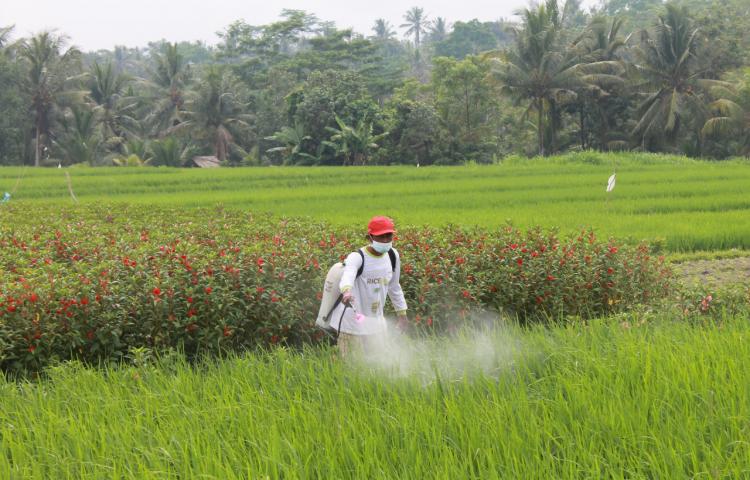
[1,152,749,252]
[1,315,749,478]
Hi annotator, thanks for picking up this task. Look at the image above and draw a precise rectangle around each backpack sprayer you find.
[316,248,396,343]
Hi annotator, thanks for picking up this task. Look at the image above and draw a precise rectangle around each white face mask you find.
[371,240,392,254]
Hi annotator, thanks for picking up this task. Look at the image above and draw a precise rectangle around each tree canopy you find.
[1,0,750,166]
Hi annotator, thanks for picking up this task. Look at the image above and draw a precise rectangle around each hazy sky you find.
[5,0,598,51]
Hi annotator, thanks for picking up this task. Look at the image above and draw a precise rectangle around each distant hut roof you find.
[190,156,221,168]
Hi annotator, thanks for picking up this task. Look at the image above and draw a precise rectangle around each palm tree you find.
[401,7,429,49]
[110,139,152,166]
[0,25,13,49]
[631,4,718,151]
[112,154,150,166]
[149,137,197,167]
[372,19,396,41]
[428,17,449,44]
[145,42,191,137]
[181,66,253,162]
[18,31,81,166]
[323,116,388,165]
[702,72,750,156]
[491,0,584,155]
[54,106,100,165]
[86,61,135,149]
[571,16,630,150]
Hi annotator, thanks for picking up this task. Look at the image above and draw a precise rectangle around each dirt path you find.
[673,256,750,288]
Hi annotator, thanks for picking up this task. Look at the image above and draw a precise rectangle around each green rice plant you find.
[1,315,749,478]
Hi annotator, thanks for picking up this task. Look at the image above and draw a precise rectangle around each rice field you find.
[1,152,749,252]
[2,316,749,479]
[2,152,749,479]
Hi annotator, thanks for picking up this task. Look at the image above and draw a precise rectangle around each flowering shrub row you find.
[0,205,673,372]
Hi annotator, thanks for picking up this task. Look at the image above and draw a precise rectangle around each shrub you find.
[0,205,673,373]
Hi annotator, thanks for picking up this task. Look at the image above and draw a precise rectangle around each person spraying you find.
[324,216,408,356]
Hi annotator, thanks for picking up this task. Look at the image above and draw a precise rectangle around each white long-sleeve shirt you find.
[329,247,408,336]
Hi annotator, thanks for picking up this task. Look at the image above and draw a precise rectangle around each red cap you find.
[367,216,396,235]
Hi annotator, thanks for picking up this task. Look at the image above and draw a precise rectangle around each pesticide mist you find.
[347,313,526,385]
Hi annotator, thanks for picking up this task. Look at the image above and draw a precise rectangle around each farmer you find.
[330,215,408,356]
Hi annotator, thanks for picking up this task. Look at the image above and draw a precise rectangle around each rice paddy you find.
[2,152,749,478]
[1,153,749,252]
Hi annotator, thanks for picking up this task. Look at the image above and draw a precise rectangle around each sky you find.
[5,0,599,52]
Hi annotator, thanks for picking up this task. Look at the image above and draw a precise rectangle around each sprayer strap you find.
[325,294,343,324]
[328,248,398,326]
[354,248,397,278]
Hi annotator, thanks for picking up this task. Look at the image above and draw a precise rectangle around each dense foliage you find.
[1,0,749,167]
[0,204,672,372]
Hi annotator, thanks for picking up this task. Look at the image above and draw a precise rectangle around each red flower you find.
[609,247,618,254]
[187,308,197,317]
[517,258,523,266]
[547,275,555,281]
[186,297,193,304]
[80,296,89,305]
[223,326,232,337]
[28,345,36,353]
[270,335,280,344]
[257,258,265,267]
[536,296,543,304]
[462,290,471,299]
[7,305,16,313]
[256,287,265,294]
[152,287,161,296]
[29,293,38,303]
[205,287,212,294]
[607,268,614,274]
[456,257,466,265]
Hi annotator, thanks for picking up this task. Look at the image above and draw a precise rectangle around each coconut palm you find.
[112,154,150,166]
[144,43,191,137]
[323,115,388,165]
[86,61,136,148]
[17,31,81,166]
[0,25,13,49]
[428,17,449,44]
[372,19,396,41]
[180,66,253,163]
[401,7,429,49]
[571,16,630,150]
[54,106,100,165]
[702,72,750,156]
[631,4,719,151]
[149,136,197,167]
[490,0,584,155]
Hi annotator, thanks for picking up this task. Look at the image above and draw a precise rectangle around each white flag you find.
[606,173,616,192]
